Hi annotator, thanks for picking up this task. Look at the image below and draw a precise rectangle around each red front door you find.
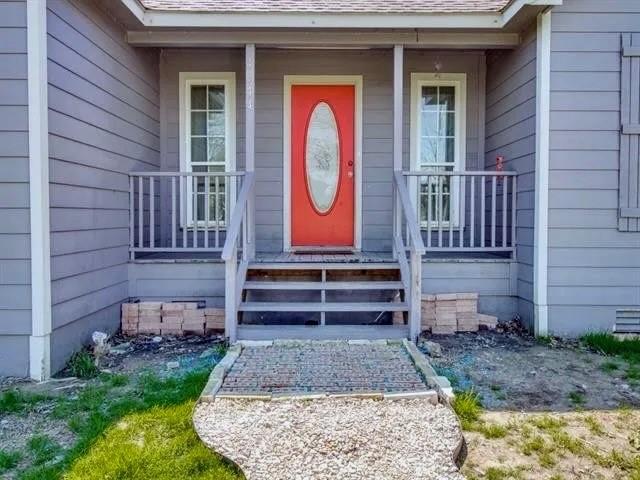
[291,85,355,248]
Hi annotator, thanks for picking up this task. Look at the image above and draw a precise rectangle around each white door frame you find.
[283,75,363,252]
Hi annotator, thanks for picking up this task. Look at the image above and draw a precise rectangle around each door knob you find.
[347,171,353,178]
[347,161,353,166]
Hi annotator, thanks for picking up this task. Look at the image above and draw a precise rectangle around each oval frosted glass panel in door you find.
[305,102,340,214]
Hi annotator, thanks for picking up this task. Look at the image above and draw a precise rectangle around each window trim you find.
[178,72,236,228]
[410,72,467,228]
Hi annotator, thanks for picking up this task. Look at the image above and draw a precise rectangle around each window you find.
[410,73,466,228]
[179,72,236,227]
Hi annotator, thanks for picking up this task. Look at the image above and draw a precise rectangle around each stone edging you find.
[198,339,442,404]
[199,343,243,403]
[400,340,465,468]
[401,339,455,404]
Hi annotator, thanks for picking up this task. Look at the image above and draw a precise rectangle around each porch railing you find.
[128,171,246,259]
[401,170,518,257]
[221,171,255,343]
[392,171,426,341]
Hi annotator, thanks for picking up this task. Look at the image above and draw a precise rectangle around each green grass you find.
[475,423,509,439]
[0,449,22,473]
[67,351,100,379]
[584,415,605,435]
[99,372,130,387]
[16,367,222,480]
[536,335,554,346]
[452,389,482,429]
[600,361,620,373]
[625,364,640,381]
[0,389,49,415]
[451,389,509,439]
[568,391,586,408]
[581,333,640,356]
[529,415,567,432]
[64,402,242,480]
[27,435,61,466]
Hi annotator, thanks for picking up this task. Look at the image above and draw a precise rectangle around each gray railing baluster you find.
[511,175,517,250]
[204,174,210,248]
[426,175,431,248]
[480,175,485,248]
[171,177,176,248]
[459,176,465,248]
[138,176,143,249]
[192,175,197,248]
[491,175,497,248]
[215,175,220,248]
[448,174,453,247]
[470,176,475,248]
[181,175,187,249]
[129,176,134,259]
[150,177,155,248]
[502,176,508,247]
[438,175,443,247]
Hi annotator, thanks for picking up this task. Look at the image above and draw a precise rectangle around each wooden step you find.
[238,301,409,312]
[248,262,400,271]
[243,280,405,291]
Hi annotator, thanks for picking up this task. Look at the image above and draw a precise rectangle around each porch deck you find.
[130,250,512,263]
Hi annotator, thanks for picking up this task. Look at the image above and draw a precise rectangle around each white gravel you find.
[193,398,464,480]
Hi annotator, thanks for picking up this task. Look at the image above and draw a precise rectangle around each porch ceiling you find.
[138,0,512,14]
[125,30,522,49]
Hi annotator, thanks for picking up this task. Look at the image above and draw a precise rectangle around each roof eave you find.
[118,0,562,30]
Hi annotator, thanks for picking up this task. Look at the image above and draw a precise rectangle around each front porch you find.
[125,43,523,342]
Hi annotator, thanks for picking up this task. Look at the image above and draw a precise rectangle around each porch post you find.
[245,44,256,259]
[393,45,403,173]
[392,45,403,258]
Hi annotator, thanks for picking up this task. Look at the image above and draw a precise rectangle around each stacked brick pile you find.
[120,301,225,336]
[121,303,140,336]
[139,302,162,334]
[421,293,498,334]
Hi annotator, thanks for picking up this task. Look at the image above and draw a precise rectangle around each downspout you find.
[533,8,552,336]
[27,0,53,380]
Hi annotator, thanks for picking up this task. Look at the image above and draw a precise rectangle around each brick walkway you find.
[218,342,427,395]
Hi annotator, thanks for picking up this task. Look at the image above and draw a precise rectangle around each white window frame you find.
[410,73,467,228]
[179,72,236,228]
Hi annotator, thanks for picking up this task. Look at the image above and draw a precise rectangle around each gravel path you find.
[194,397,464,480]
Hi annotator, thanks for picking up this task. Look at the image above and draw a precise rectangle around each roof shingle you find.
[138,0,512,14]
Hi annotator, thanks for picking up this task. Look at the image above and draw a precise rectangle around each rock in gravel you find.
[420,340,443,357]
[152,336,163,343]
[194,398,463,480]
[166,361,179,370]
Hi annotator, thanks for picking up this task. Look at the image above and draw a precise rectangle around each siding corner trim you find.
[533,9,551,336]
[27,0,52,381]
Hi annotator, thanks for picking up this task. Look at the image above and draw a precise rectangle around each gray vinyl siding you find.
[548,0,640,335]
[485,26,537,329]
[160,48,484,253]
[47,0,160,371]
[0,0,30,377]
[423,259,518,321]
[128,262,225,307]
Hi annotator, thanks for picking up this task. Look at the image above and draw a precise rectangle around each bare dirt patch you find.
[427,332,640,411]
[422,332,640,479]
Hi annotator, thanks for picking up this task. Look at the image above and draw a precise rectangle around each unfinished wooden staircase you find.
[237,258,409,329]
